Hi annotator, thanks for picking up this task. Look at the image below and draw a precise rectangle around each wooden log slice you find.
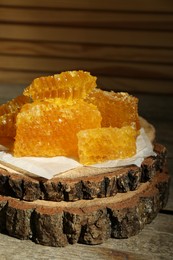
[0,118,167,202]
[0,143,167,202]
[0,169,170,247]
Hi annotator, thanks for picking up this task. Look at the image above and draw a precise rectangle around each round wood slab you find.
[0,118,170,247]
[0,169,170,247]
[0,143,167,202]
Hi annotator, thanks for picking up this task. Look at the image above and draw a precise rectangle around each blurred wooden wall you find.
[0,0,173,93]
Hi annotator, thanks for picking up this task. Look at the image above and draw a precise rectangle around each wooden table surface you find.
[0,85,173,260]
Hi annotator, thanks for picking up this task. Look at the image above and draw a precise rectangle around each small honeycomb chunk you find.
[23,70,97,100]
[0,95,30,116]
[0,95,30,138]
[77,126,137,165]
[86,89,140,130]
[14,99,101,157]
[0,113,16,137]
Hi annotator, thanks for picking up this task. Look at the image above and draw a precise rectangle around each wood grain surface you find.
[0,0,172,12]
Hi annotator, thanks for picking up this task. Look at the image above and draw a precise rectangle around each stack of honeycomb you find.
[0,70,140,164]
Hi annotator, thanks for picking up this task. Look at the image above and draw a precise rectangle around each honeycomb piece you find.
[86,89,140,130]
[77,126,137,165]
[23,70,97,100]
[0,95,30,116]
[0,113,16,137]
[0,95,30,138]
[14,99,101,157]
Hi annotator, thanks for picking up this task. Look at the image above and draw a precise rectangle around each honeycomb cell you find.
[86,89,140,130]
[77,126,137,165]
[14,99,101,157]
[23,70,97,100]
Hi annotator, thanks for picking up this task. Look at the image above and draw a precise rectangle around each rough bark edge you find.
[0,170,170,247]
[0,143,167,202]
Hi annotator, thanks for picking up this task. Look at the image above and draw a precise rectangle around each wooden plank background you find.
[0,0,173,93]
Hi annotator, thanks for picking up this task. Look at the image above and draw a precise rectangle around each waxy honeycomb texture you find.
[14,99,101,157]
[77,126,137,165]
[86,89,140,130]
[0,71,140,164]
[23,71,96,100]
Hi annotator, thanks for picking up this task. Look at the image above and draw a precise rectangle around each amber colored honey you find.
[0,113,16,137]
[23,70,97,100]
[0,95,30,116]
[77,126,137,165]
[86,89,140,130]
[0,71,140,164]
[0,95,30,138]
[14,99,101,157]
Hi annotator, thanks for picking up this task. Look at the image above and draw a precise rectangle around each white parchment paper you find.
[0,128,156,179]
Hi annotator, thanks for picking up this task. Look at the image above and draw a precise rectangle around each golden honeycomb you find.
[23,70,97,100]
[0,95,30,116]
[14,99,101,157]
[77,126,137,165]
[0,113,16,138]
[0,70,140,164]
[86,89,140,130]
[0,95,30,138]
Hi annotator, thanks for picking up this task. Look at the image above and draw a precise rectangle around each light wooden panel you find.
[1,7,173,30]
[1,55,173,80]
[0,0,173,94]
[1,24,173,47]
[1,40,173,64]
